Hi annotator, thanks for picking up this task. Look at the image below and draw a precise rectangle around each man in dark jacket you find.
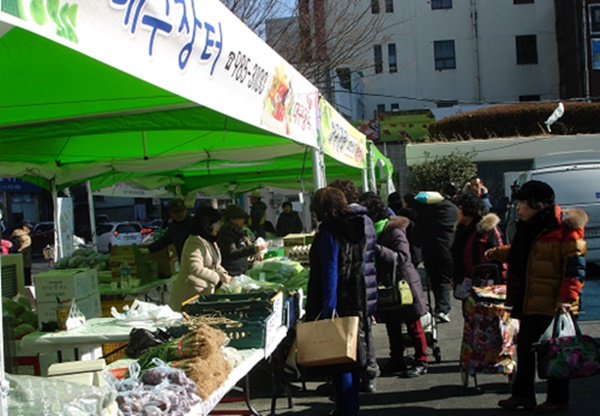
[217,204,269,276]
[147,198,192,260]
[329,179,379,392]
[413,183,458,323]
[276,202,303,237]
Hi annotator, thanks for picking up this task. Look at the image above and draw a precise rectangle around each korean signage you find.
[0,178,42,192]
[0,0,319,147]
[319,98,367,169]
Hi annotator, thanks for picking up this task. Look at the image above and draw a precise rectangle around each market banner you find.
[0,0,319,147]
[319,98,367,169]
[93,182,174,198]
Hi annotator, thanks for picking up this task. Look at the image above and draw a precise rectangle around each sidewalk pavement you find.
[222,295,600,416]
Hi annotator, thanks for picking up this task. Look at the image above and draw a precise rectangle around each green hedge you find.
[428,102,600,140]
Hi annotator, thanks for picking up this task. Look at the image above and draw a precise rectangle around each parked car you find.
[96,222,148,253]
[141,219,163,231]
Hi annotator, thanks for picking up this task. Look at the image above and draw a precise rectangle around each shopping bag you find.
[533,311,600,379]
[296,315,359,367]
[377,253,413,311]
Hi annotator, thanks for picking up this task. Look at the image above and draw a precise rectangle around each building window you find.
[590,4,600,34]
[434,40,456,70]
[376,104,385,114]
[519,94,540,102]
[374,45,383,74]
[388,44,397,73]
[431,0,452,10]
[385,0,394,13]
[514,0,534,4]
[371,0,379,14]
[436,100,458,108]
[516,35,538,65]
[391,103,399,111]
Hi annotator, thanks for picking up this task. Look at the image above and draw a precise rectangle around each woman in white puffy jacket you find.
[168,206,231,311]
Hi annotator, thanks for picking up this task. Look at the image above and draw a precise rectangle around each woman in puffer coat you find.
[486,181,588,414]
[360,192,429,378]
[169,206,231,311]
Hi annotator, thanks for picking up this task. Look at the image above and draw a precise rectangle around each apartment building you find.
[358,0,560,117]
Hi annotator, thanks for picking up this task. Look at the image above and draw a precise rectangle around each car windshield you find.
[116,224,142,233]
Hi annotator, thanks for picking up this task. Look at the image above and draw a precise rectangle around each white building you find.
[351,0,560,118]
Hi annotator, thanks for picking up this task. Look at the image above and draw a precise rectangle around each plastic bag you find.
[111,299,182,326]
[126,327,173,358]
[7,374,116,416]
[538,311,576,344]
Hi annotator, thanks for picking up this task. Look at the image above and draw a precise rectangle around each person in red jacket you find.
[487,180,588,414]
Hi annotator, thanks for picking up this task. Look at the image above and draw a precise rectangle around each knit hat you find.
[19,220,33,230]
[514,180,555,204]
[168,198,186,212]
[250,190,263,198]
[223,204,249,220]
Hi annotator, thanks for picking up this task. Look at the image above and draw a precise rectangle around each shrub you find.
[407,150,477,192]
[427,102,600,140]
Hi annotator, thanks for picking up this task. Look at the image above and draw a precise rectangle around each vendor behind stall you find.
[169,206,231,311]
[217,204,269,276]
[147,197,192,260]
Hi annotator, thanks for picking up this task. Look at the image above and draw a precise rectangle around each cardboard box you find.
[283,233,315,247]
[37,293,101,329]
[34,268,99,303]
[148,244,179,278]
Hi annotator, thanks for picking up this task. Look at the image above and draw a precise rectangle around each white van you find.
[508,152,600,265]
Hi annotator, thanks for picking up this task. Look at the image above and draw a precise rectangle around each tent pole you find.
[86,181,99,252]
[311,147,326,190]
[362,169,369,192]
[367,141,377,192]
[0,220,7,415]
[51,180,62,260]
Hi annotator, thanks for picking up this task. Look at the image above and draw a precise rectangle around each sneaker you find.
[498,396,537,410]
[435,311,451,323]
[359,378,376,393]
[403,362,428,378]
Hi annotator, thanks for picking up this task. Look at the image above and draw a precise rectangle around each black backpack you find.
[8,235,21,253]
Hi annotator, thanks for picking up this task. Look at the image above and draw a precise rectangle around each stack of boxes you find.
[35,268,102,329]
[283,233,314,266]
[109,244,179,287]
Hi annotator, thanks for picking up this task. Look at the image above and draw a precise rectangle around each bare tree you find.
[223,1,391,101]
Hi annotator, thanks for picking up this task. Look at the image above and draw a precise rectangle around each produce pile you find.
[135,324,231,400]
[234,258,309,293]
[53,247,110,270]
[3,295,38,339]
[108,360,200,416]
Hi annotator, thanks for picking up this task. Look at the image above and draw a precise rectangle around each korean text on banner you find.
[319,98,367,169]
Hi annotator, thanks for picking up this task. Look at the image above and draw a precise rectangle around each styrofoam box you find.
[37,293,102,328]
[35,268,99,303]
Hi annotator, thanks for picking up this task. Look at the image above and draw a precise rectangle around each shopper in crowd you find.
[248,190,267,238]
[217,204,269,277]
[462,175,493,212]
[451,192,505,295]
[387,192,403,217]
[169,206,231,311]
[329,179,379,392]
[360,191,429,378]
[486,180,588,413]
[305,186,367,416]
[276,201,303,237]
[392,192,423,268]
[413,183,458,323]
[147,197,193,260]
[10,220,33,285]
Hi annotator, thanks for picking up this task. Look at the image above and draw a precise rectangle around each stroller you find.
[458,264,519,389]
